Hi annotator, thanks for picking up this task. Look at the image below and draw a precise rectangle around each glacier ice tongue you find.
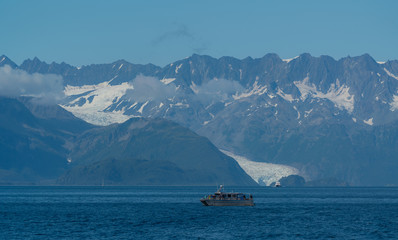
[221,150,300,186]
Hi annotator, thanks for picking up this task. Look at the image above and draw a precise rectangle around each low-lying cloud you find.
[194,78,244,104]
[0,65,65,103]
[126,75,176,102]
[125,76,243,105]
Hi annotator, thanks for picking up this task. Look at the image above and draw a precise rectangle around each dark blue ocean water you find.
[1,186,398,239]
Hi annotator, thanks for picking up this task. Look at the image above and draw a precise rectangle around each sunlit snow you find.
[363,118,374,126]
[384,68,398,81]
[277,88,296,102]
[304,109,313,118]
[221,150,300,186]
[282,56,299,63]
[138,101,149,114]
[294,76,355,113]
[127,102,138,110]
[233,81,267,100]
[190,81,199,94]
[390,95,398,111]
[175,64,183,74]
[293,106,300,119]
[61,81,133,125]
[160,78,176,85]
[170,102,189,108]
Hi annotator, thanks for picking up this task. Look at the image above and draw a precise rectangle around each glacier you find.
[221,150,300,186]
[61,81,133,125]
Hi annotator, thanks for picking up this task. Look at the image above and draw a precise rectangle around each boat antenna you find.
[217,184,224,193]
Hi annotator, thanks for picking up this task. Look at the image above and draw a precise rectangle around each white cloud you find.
[194,78,244,104]
[0,65,65,103]
[126,75,177,102]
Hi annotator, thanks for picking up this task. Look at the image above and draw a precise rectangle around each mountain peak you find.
[260,53,283,63]
[190,53,215,61]
[32,56,43,63]
[299,52,313,59]
[342,53,379,69]
[21,57,45,66]
[0,55,18,68]
[112,59,131,65]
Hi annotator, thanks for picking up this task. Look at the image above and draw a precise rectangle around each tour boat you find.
[200,185,254,206]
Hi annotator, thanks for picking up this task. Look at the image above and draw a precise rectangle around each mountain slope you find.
[0,97,87,184]
[59,118,256,186]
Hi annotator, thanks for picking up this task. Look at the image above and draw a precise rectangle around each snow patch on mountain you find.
[277,88,296,102]
[293,106,300,119]
[283,56,299,63]
[190,82,199,94]
[304,109,313,118]
[160,78,176,85]
[294,76,355,113]
[233,81,267,100]
[390,95,398,111]
[64,83,100,96]
[138,101,149,114]
[175,63,183,74]
[384,68,398,81]
[221,150,300,186]
[363,118,374,126]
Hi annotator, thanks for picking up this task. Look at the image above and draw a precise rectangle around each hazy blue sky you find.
[1,0,397,66]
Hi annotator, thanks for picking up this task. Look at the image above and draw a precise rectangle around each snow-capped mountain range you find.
[2,53,398,185]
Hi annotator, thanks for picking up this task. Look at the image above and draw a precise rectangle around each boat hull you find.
[200,199,254,206]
